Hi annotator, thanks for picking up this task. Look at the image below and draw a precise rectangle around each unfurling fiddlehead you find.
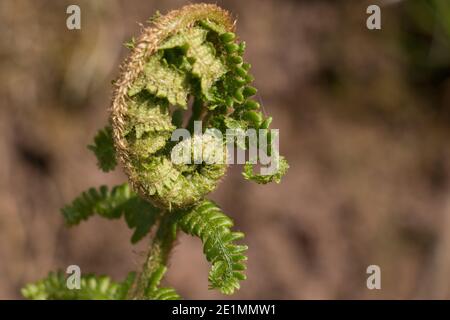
[22,4,288,300]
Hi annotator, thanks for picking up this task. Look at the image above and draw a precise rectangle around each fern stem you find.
[129,212,177,299]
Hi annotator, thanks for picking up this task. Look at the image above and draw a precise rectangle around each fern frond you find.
[61,183,160,243]
[150,287,181,300]
[87,126,117,172]
[21,272,135,300]
[61,183,132,224]
[243,156,289,184]
[123,197,160,244]
[116,272,136,299]
[129,52,190,108]
[22,4,291,301]
[144,266,181,300]
[176,200,247,295]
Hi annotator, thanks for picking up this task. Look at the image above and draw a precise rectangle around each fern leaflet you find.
[21,272,135,300]
[61,183,160,243]
[243,156,289,184]
[87,126,117,172]
[144,266,181,300]
[176,200,247,295]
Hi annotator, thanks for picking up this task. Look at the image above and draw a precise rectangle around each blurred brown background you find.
[1,0,450,299]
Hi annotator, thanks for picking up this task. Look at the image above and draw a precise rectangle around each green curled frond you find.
[111,3,288,211]
[176,200,247,295]
[150,287,181,300]
[88,126,117,172]
[21,272,135,300]
[61,183,160,243]
[243,156,289,184]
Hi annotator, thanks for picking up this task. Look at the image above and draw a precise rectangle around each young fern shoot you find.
[22,3,288,300]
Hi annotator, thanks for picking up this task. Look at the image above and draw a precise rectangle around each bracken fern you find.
[22,3,288,300]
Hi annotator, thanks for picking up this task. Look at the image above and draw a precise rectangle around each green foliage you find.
[145,266,181,300]
[243,156,290,184]
[22,272,135,300]
[121,15,286,210]
[22,4,288,300]
[88,126,117,172]
[129,52,190,107]
[176,200,247,295]
[61,183,160,243]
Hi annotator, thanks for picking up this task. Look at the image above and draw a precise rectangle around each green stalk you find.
[129,212,177,299]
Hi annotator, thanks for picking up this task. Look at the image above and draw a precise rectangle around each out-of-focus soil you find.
[1,0,450,299]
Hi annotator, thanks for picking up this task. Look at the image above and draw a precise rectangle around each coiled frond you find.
[243,156,290,184]
[176,200,247,295]
[21,272,135,300]
[111,3,287,210]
